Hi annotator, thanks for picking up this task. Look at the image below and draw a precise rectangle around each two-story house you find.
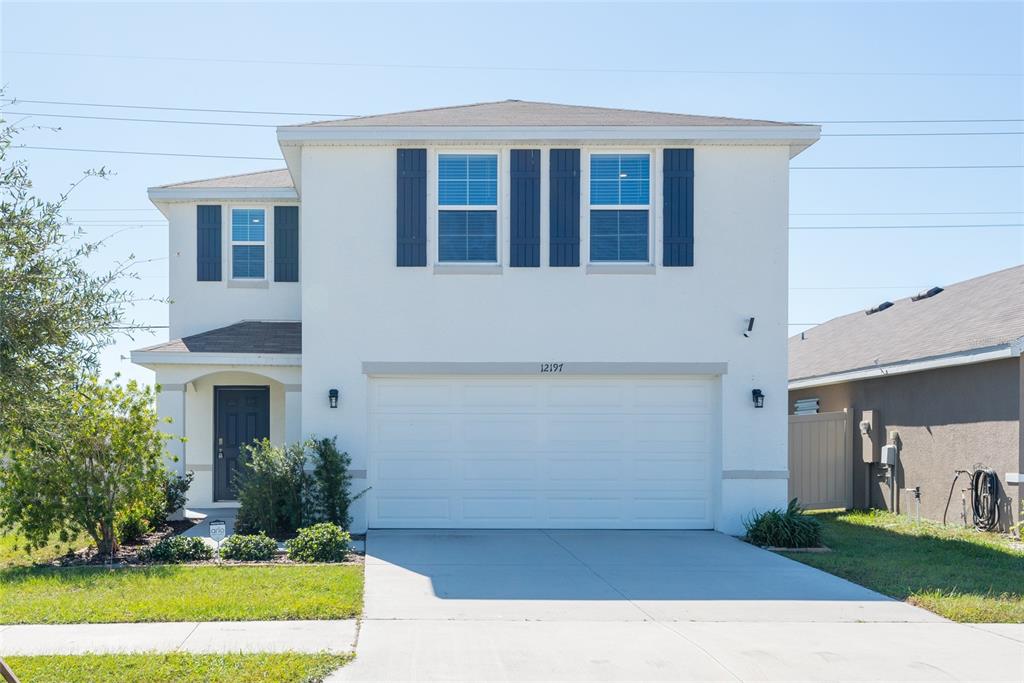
[133,100,820,534]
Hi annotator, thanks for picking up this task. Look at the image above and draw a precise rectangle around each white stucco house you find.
[132,100,820,535]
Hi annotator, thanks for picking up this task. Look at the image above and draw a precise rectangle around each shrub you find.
[219,533,278,562]
[114,500,153,545]
[744,498,822,548]
[286,523,351,563]
[234,440,309,537]
[305,437,366,528]
[163,470,194,518]
[140,535,213,563]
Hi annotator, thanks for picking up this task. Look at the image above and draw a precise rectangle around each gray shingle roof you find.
[139,321,301,355]
[789,265,1024,382]
[153,169,292,190]
[291,100,806,128]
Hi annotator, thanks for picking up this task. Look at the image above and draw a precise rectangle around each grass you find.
[781,510,1024,623]
[0,531,91,568]
[0,564,363,624]
[3,652,352,683]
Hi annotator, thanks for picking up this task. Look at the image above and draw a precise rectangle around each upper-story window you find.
[438,153,498,262]
[231,208,266,279]
[589,154,650,262]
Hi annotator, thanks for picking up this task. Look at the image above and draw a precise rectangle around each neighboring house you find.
[789,265,1024,530]
[133,100,820,534]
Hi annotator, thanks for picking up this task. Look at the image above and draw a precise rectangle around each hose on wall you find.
[943,468,1001,531]
[971,468,1000,532]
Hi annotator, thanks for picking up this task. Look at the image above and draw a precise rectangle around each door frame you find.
[213,385,270,502]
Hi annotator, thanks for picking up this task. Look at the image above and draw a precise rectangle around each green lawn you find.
[0,564,363,624]
[782,510,1024,623]
[0,531,91,569]
[4,652,352,683]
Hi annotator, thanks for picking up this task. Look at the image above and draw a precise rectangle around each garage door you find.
[367,376,717,529]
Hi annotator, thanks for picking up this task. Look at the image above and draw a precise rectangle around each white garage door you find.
[368,376,717,529]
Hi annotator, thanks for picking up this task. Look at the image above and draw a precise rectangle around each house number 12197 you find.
[540,363,564,373]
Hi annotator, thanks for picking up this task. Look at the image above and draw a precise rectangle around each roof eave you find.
[131,350,302,368]
[788,340,1023,390]
[147,187,298,203]
[276,124,821,149]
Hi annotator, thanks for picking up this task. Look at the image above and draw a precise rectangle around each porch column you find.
[157,383,187,476]
[284,384,302,445]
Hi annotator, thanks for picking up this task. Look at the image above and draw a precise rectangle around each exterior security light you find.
[328,388,339,409]
[751,389,765,408]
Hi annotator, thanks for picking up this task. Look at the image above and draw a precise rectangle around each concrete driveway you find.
[332,530,1023,681]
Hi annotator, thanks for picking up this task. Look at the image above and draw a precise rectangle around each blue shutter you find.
[196,205,221,281]
[663,149,694,267]
[549,149,580,267]
[510,149,540,267]
[397,149,427,266]
[274,206,299,282]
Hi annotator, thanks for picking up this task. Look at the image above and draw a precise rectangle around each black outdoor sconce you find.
[751,389,765,408]
[328,388,339,409]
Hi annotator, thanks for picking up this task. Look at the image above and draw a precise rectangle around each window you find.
[438,153,498,262]
[589,154,650,262]
[231,208,266,279]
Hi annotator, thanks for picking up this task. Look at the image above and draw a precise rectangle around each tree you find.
[0,377,172,556]
[0,114,137,440]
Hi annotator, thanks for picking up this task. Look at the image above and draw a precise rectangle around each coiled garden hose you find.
[971,468,1000,532]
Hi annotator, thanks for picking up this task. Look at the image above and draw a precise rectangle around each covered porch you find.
[131,321,302,509]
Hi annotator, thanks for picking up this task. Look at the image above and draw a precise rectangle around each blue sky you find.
[3,1,1022,385]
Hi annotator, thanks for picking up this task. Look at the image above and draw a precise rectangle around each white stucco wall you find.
[160,201,301,339]
[297,143,791,534]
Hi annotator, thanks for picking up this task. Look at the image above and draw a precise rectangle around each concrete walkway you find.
[331,529,1024,682]
[0,620,357,655]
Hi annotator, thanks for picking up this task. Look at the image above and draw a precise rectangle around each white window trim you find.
[583,149,656,266]
[431,149,503,266]
[229,206,268,281]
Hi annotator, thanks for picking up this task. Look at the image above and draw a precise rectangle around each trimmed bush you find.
[140,535,213,563]
[286,523,351,563]
[305,437,366,529]
[114,500,153,545]
[163,470,194,518]
[744,498,822,548]
[220,533,278,562]
[235,440,308,537]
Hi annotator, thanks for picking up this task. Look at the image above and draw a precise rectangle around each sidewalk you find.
[0,620,357,655]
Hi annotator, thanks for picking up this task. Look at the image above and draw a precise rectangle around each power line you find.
[6,50,1020,78]
[791,210,1023,216]
[1,98,354,118]
[791,223,1023,230]
[18,145,1023,169]
[6,108,1024,138]
[17,145,282,161]
[796,163,1024,171]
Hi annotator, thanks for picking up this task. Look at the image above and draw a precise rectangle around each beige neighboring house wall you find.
[790,357,1021,529]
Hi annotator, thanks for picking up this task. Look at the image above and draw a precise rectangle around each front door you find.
[214,386,270,501]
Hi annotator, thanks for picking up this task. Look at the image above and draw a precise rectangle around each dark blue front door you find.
[214,386,270,501]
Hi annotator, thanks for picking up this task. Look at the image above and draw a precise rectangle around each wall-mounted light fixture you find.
[328,388,339,409]
[743,317,755,338]
[751,389,765,408]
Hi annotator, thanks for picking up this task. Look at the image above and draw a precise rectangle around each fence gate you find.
[788,410,853,510]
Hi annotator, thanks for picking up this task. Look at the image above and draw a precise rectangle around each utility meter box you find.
[880,444,898,466]
[860,410,880,463]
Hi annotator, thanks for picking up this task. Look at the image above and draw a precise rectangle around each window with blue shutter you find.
[397,149,427,266]
[437,153,498,262]
[510,149,540,267]
[589,154,651,262]
[196,205,222,281]
[230,208,266,279]
[549,149,580,267]
[663,148,694,267]
[274,206,299,282]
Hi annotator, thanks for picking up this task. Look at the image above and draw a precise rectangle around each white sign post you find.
[209,520,226,560]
